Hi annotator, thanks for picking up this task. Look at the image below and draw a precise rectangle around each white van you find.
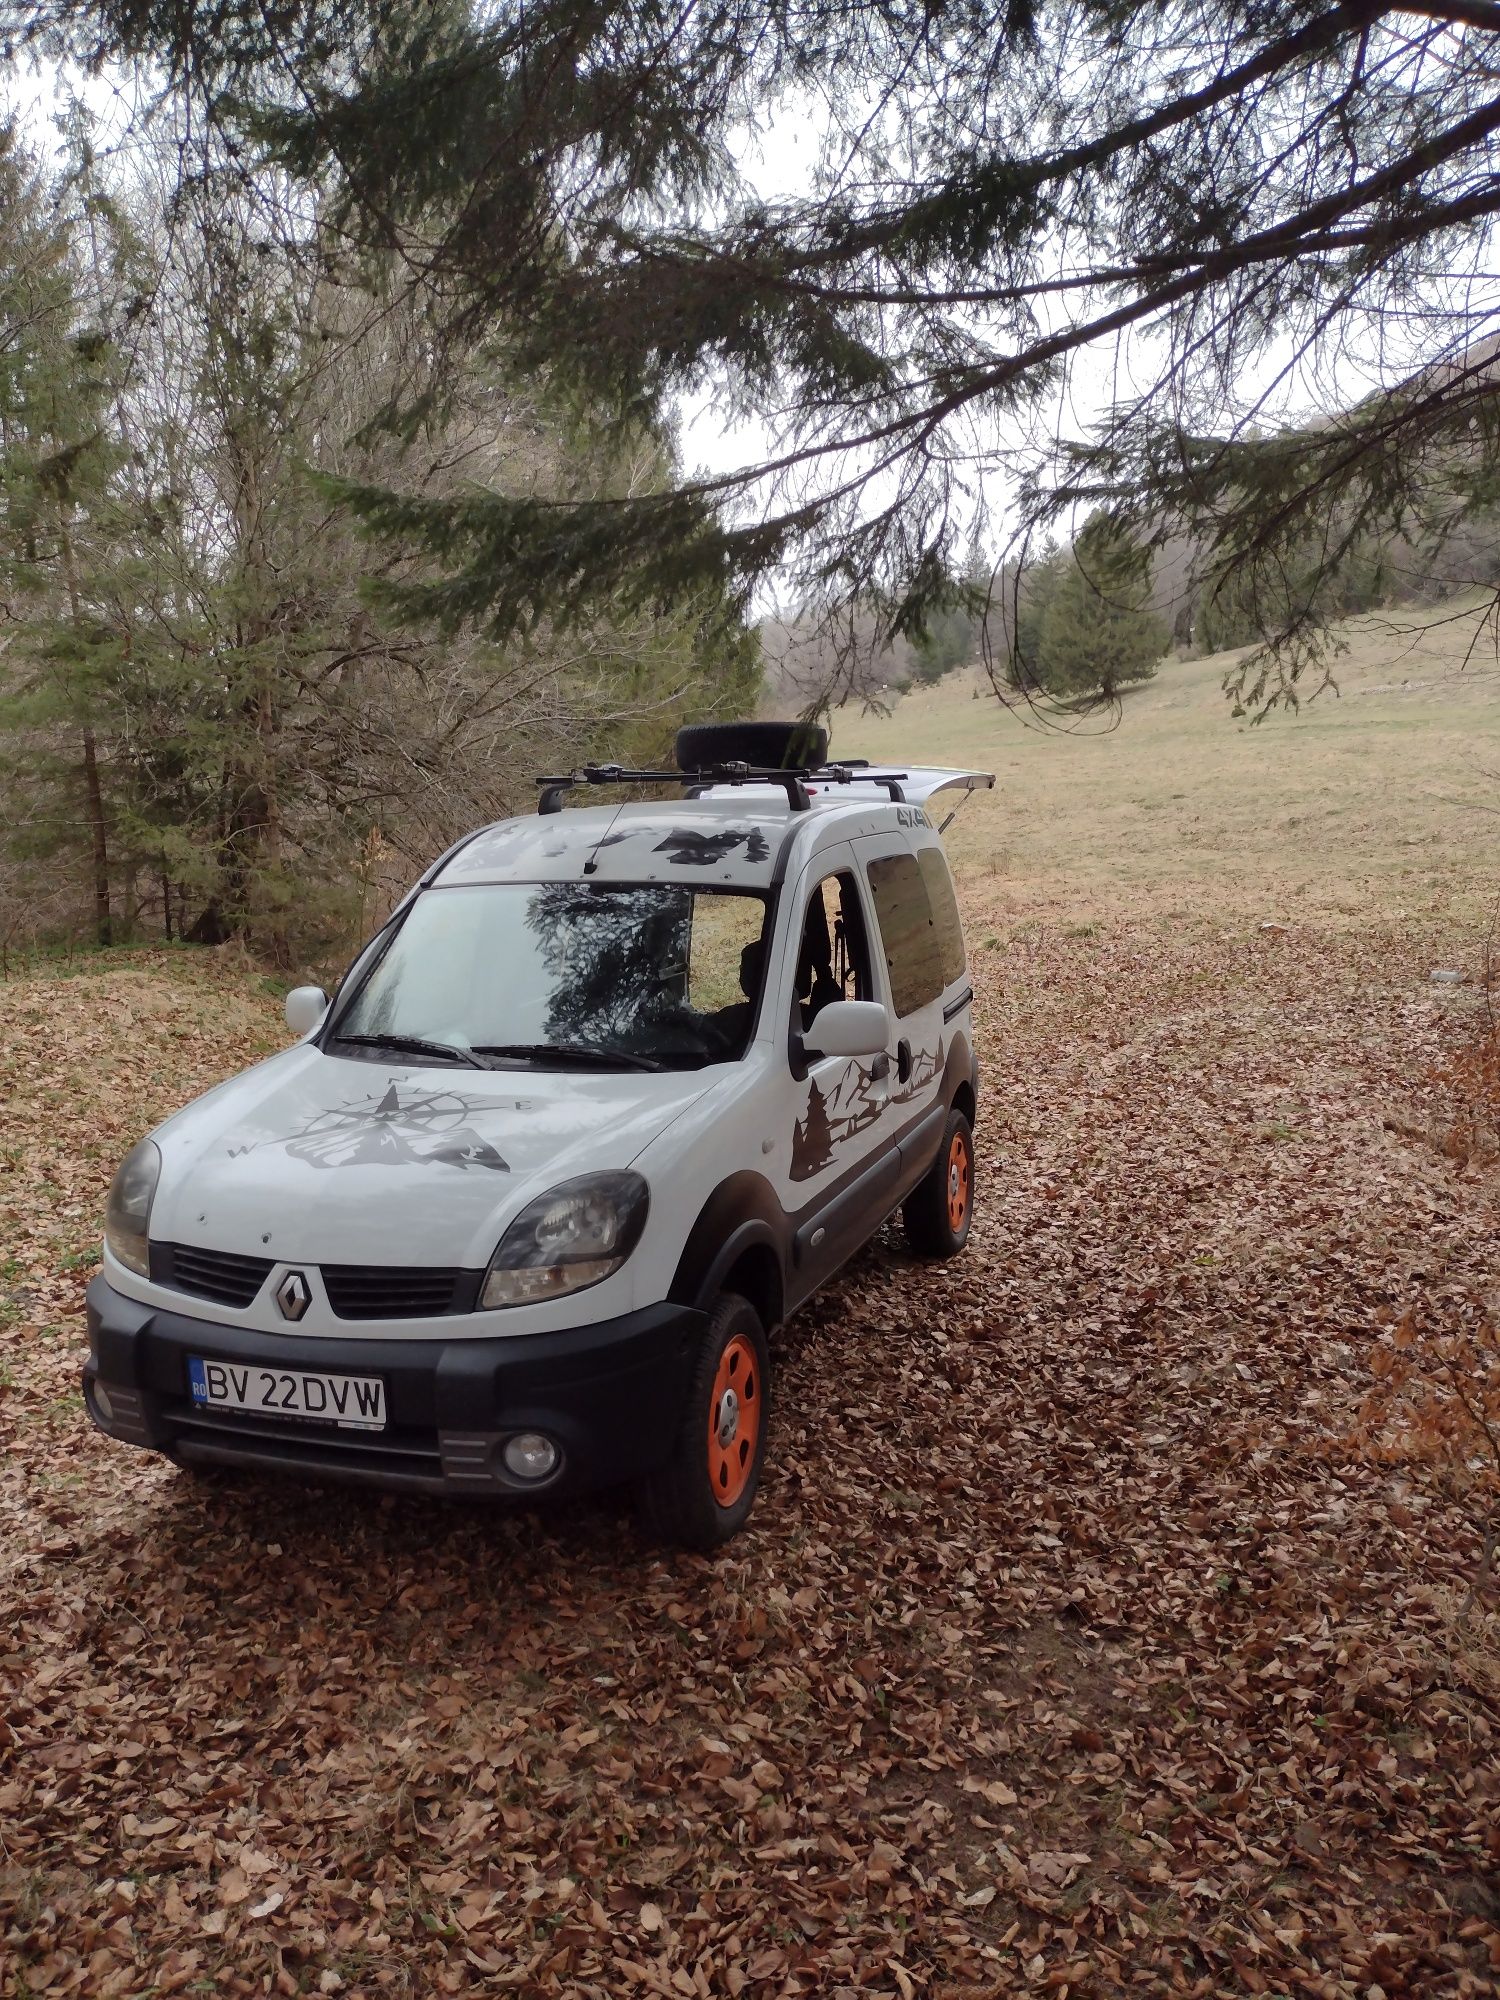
[84,723,992,1546]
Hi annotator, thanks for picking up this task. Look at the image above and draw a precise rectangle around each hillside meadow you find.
[2,596,1498,1999]
[842,591,1500,930]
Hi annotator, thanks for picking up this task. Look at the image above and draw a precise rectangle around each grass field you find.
[3,597,1499,1999]
[842,591,1500,929]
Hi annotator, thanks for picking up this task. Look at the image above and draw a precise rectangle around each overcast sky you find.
[10,50,1492,613]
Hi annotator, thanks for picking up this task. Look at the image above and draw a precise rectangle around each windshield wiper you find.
[473,1042,666,1073]
[332,1032,485,1070]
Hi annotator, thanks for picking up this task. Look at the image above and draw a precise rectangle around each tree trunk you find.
[81,729,112,947]
[58,502,113,948]
[185,899,228,945]
[221,442,288,963]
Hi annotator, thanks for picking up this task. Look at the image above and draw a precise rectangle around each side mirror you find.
[284,985,329,1037]
[802,999,890,1061]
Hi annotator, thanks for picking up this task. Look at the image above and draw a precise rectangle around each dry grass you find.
[841,588,1500,932]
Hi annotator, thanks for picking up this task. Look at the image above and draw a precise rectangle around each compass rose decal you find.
[233,1083,513,1172]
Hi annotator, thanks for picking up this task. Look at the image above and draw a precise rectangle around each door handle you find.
[896,1038,912,1084]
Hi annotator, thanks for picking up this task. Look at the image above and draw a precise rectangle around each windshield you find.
[330,882,770,1070]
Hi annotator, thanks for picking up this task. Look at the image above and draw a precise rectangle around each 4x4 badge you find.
[276,1270,311,1322]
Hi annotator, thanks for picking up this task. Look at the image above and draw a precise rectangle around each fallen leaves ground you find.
[3,907,1499,1998]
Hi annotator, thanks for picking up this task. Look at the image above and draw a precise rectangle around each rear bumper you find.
[83,1275,705,1498]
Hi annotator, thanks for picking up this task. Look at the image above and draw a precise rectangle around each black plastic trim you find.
[768,819,807,889]
[322,1265,479,1319]
[943,983,974,1023]
[535,763,814,812]
[792,1147,902,1267]
[669,1172,788,1315]
[152,1242,274,1310]
[84,1277,707,1497]
[898,1103,948,1176]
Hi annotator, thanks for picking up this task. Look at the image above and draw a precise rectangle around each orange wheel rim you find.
[708,1333,761,1508]
[946,1132,970,1232]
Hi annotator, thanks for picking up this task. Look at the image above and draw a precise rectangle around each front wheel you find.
[637,1292,769,1550]
[903,1107,974,1258]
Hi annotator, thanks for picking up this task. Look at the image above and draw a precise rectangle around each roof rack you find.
[535,762,909,815]
[805,762,905,802]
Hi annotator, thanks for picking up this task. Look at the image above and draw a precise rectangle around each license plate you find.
[187,1356,386,1431]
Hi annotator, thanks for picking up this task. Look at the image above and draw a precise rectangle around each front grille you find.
[320,1264,476,1320]
[153,1242,274,1309]
[151,1244,476,1319]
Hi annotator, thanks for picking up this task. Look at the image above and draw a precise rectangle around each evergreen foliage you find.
[910,547,991,685]
[0,115,759,960]
[0,123,127,945]
[7,0,1500,708]
[1012,526,1168,701]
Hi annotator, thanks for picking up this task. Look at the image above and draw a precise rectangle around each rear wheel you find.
[903,1107,974,1258]
[638,1292,769,1550]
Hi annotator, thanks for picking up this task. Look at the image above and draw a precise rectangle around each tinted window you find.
[867,852,947,1016]
[918,848,967,986]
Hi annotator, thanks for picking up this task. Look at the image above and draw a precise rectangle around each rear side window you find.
[866,850,955,1016]
[918,848,966,986]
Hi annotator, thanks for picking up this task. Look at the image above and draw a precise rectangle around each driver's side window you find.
[794,872,873,1032]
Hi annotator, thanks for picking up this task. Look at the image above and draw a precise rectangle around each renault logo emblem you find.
[276,1270,312,1322]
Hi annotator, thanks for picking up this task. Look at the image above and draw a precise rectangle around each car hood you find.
[148,1047,715,1269]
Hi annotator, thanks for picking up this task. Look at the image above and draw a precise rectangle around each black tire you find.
[903,1107,975,1259]
[637,1292,770,1550]
[674,720,829,773]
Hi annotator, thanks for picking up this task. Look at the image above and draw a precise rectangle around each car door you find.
[769,844,907,1301]
[854,827,963,1154]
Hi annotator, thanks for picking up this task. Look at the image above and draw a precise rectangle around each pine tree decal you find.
[791,1077,835,1181]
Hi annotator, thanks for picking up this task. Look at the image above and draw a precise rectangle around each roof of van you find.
[427,767,993,894]
[432,793,877,892]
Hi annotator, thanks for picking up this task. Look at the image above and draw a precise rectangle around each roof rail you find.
[535,762,911,814]
[537,763,812,814]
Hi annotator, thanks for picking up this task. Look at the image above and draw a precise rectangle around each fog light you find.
[501,1432,560,1482]
[92,1379,115,1425]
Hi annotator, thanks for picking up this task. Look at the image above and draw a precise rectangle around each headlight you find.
[480,1172,648,1309]
[104,1138,161,1278]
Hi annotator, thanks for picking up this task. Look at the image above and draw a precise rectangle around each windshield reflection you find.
[332,882,769,1069]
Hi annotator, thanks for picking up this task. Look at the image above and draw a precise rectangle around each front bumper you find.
[84,1275,706,1497]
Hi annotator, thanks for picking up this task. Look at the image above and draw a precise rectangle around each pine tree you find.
[792,1078,834,1181]
[1032,528,1169,702]
[12,0,1500,708]
[910,545,990,684]
[0,123,129,944]
[0,112,762,957]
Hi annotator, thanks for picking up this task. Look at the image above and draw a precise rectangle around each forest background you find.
[10,0,1500,966]
[0,108,759,966]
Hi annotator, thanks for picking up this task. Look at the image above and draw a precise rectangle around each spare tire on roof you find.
[674,720,829,772]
